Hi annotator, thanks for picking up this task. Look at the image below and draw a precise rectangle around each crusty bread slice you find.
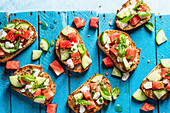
[97,30,140,72]
[0,19,37,63]
[10,64,56,105]
[141,64,168,100]
[68,74,112,113]
[55,27,91,73]
[115,0,152,31]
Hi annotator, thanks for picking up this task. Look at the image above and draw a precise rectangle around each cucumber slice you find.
[132,89,147,101]
[61,25,76,36]
[9,76,22,87]
[123,57,130,71]
[4,22,16,30]
[34,96,46,104]
[36,77,46,85]
[100,86,112,101]
[74,93,83,100]
[40,38,49,51]
[147,71,162,82]
[112,67,122,77]
[77,44,86,56]
[60,49,70,61]
[32,50,43,60]
[16,23,30,30]
[91,74,103,83]
[156,29,167,45]
[82,55,92,69]
[160,59,170,68]
[100,32,110,45]
[153,90,167,99]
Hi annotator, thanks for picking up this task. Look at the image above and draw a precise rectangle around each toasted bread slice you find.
[0,19,37,63]
[141,64,168,100]
[55,27,91,73]
[97,30,140,72]
[115,0,152,31]
[68,74,112,113]
[10,64,56,105]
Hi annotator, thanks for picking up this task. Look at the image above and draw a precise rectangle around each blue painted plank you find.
[156,15,170,113]
[128,14,158,113]
[39,11,69,113]
[9,12,39,113]
[0,12,10,113]
[98,13,130,113]
[67,11,100,112]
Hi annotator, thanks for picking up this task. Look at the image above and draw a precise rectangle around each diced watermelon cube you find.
[42,87,54,100]
[71,52,81,65]
[83,90,91,100]
[86,100,96,110]
[33,88,42,97]
[152,81,164,90]
[90,17,99,28]
[140,103,155,112]
[138,5,147,12]
[129,15,141,26]
[125,47,137,61]
[90,83,101,92]
[161,68,170,79]
[20,79,30,85]
[60,40,71,49]
[109,34,120,44]
[68,32,78,43]
[73,17,85,28]
[50,60,65,76]
[102,56,114,68]
[6,61,20,70]
[47,104,57,113]
[0,49,6,57]
[5,29,18,42]
[110,44,118,56]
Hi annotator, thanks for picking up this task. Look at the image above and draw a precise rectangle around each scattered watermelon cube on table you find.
[6,61,20,70]
[47,104,57,113]
[50,60,65,76]
[102,56,114,68]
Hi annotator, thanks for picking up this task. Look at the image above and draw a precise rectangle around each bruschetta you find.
[141,61,170,100]
[0,19,37,62]
[115,0,152,30]
[55,25,92,73]
[68,74,112,113]
[9,64,56,105]
[97,30,140,72]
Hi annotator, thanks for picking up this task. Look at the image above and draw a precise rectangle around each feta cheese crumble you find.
[143,81,152,89]
[66,58,74,69]
[117,56,123,62]
[32,69,40,77]
[44,78,49,86]
[0,29,7,39]
[80,86,89,93]
[96,97,104,105]
[5,41,14,48]
[20,88,26,93]
[93,92,100,100]
[79,105,85,113]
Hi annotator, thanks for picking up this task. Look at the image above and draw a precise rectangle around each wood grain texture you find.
[156,15,170,113]
[39,11,69,113]
[128,14,158,113]
[9,12,39,113]
[67,11,100,113]
[99,13,130,113]
[0,12,10,113]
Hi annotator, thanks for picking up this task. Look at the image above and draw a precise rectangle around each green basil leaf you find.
[112,84,119,100]
[76,99,91,106]
[121,14,135,24]
[118,46,126,57]
[100,86,111,96]
[133,0,143,10]
[145,22,154,32]
[119,34,126,44]
[21,75,35,82]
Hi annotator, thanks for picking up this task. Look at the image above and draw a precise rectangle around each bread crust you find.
[141,64,168,100]
[55,27,91,73]
[0,19,37,63]
[68,74,112,113]
[10,64,56,105]
[115,0,152,31]
[97,30,140,72]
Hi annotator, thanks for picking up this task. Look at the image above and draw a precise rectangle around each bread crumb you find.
[39,21,42,24]
[49,50,51,53]
[99,5,101,8]
[147,60,150,63]
[105,72,108,76]
[142,56,144,59]
[76,78,79,80]
[162,55,164,57]
[69,73,72,76]
[88,35,90,37]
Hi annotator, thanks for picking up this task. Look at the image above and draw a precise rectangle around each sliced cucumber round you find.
[123,57,130,71]
[91,74,103,83]
[112,67,122,77]
[4,22,16,30]
[147,71,162,82]
[61,25,76,36]
[16,23,30,30]
[74,93,83,100]
[36,77,46,85]
[100,86,112,101]
[60,49,70,61]
[82,55,92,69]
[34,95,46,104]
[160,59,170,68]
[100,32,110,45]
[153,90,167,99]
[9,76,22,87]
[32,50,43,60]
[156,29,167,45]
[40,38,49,51]
[132,89,147,101]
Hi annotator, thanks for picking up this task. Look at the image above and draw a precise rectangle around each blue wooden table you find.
[0,11,169,113]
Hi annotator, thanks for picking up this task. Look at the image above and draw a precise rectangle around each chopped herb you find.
[165,72,170,76]
[78,57,81,60]
[17,26,21,30]
[99,98,103,103]
[45,90,48,93]
[75,56,78,62]
[114,38,118,44]
[91,93,94,99]
[21,32,24,35]
[69,50,74,55]
[97,83,103,86]
[92,86,96,92]
[127,55,134,60]
[114,47,118,50]
[23,28,26,31]
[14,31,18,34]
[31,70,36,75]
[159,83,164,86]
[1,37,6,40]
[73,48,76,51]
